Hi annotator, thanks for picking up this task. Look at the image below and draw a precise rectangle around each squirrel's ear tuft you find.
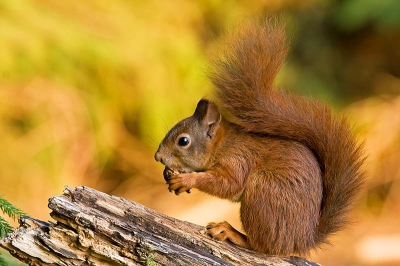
[194,99,221,138]
[193,99,218,123]
[194,99,210,120]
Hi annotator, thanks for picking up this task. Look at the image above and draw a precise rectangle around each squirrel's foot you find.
[206,221,250,249]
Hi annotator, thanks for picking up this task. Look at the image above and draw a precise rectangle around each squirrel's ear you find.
[194,99,221,139]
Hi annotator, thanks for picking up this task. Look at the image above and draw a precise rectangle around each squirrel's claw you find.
[168,183,189,195]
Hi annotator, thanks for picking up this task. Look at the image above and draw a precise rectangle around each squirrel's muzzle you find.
[154,150,163,164]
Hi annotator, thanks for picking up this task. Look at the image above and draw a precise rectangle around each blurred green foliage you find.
[0,251,25,266]
[333,0,400,31]
[285,0,400,106]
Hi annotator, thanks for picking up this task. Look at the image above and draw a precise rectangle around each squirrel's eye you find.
[178,136,190,147]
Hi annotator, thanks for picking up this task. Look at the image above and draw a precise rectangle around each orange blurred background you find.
[0,1,399,265]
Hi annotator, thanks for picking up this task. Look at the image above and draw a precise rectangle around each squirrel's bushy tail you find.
[209,18,365,245]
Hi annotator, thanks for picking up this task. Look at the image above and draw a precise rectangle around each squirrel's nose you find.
[154,151,163,163]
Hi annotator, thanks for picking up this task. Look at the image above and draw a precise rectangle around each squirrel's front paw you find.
[166,171,196,195]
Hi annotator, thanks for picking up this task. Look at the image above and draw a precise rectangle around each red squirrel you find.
[154,18,365,255]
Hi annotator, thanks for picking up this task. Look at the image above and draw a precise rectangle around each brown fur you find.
[155,18,365,256]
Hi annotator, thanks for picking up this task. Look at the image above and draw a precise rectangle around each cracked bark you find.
[0,186,320,266]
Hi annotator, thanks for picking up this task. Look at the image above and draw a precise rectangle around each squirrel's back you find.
[209,18,365,245]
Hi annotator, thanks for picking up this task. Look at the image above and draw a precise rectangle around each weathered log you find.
[0,186,320,265]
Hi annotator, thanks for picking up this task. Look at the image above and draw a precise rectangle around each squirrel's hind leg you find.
[206,221,250,249]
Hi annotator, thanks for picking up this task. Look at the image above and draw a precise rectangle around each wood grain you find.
[0,186,320,266]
